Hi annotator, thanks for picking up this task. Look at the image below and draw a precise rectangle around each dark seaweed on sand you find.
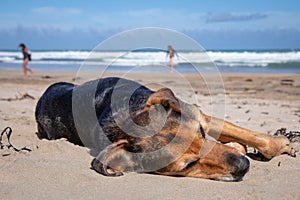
[274,128,300,143]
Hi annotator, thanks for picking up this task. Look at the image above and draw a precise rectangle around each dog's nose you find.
[226,153,250,178]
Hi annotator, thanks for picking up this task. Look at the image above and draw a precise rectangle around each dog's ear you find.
[91,140,140,176]
[144,88,181,113]
[132,88,182,127]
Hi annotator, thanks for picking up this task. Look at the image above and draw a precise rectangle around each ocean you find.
[0,49,300,73]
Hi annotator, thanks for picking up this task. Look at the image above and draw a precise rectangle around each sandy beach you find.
[0,69,299,200]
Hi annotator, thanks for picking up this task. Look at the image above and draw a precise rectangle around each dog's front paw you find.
[257,135,296,159]
[91,158,124,177]
[274,136,297,157]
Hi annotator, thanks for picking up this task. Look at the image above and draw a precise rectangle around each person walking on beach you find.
[19,43,33,78]
[167,45,176,72]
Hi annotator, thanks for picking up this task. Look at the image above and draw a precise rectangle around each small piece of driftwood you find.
[0,93,35,101]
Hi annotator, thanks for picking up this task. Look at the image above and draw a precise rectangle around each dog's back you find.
[35,82,83,145]
[35,77,153,147]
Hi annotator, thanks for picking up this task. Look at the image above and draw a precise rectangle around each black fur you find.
[35,77,153,148]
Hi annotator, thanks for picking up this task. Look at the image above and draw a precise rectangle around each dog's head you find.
[92,88,249,181]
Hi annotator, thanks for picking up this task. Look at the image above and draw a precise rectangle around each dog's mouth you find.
[215,175,244,182]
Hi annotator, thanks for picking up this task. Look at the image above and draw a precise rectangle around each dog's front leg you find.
[202,114,296,160]
[91,140,142,176]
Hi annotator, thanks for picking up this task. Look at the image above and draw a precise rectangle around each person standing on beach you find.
[19,43,33,78]
[167,45,176,72]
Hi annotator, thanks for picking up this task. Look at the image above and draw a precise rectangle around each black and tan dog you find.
[35,77,295,181]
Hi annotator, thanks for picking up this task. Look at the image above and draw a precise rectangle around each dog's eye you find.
[181,159,199,171]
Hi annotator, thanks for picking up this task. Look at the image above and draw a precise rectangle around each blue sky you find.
[0,0,300,50]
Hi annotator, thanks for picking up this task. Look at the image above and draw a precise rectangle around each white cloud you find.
[206,12,268,23]
[119,9,164,17]
[32,7,82,15]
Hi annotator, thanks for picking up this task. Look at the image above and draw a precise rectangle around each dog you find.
[35,77,295,181]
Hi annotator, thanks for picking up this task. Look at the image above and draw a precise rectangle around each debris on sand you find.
[280,79,294,86]
[0,92,35,101]
[41,75,52,79]
[274,128,300,143]
[0,127,31,156]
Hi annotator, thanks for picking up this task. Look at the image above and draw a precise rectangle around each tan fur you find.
[92,88,295,180]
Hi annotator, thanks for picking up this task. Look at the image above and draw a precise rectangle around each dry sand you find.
[0,69,299,200]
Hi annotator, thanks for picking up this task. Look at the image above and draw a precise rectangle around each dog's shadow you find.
[246,152,270,162]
